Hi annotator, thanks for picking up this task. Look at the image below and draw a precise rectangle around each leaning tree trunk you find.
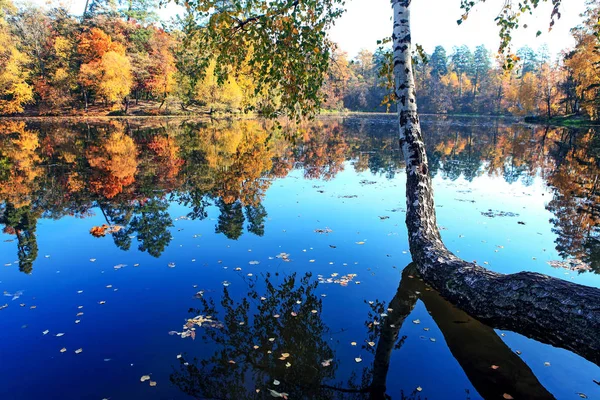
[392,0,600,362]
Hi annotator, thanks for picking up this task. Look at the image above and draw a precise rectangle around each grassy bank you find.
[524,114,600,128]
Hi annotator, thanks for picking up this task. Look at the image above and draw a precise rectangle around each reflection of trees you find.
[0,203,39,274]
[171,264,598,400]
[170,273,345,399]
[215,199,245,240]
[546,130,600,272]
[127,198,173,257]
[0,122,42,274]
[295,121,348,180]
[2,118,599,274]
[0,119,354,270]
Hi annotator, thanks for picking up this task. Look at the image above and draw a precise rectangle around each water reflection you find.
[169,262,595,399]
[0,117,598,274]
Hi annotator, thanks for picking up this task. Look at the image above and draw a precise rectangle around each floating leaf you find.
[140,375,151,382]
[268,389,289,398]
[321,359,333,367]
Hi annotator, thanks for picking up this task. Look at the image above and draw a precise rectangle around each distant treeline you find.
[0,0,598,119]
[323,1,599,120]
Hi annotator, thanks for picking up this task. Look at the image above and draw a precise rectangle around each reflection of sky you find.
[1,158,599,399]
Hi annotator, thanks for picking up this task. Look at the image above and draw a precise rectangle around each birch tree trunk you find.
[391,0,600,361]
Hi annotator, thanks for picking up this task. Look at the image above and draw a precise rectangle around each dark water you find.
[0,116,598,400]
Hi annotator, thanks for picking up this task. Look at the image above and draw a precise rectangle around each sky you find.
[328,0,588,58]
[30,0,587,58]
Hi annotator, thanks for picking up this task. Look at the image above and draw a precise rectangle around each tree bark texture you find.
[392,0,600,366]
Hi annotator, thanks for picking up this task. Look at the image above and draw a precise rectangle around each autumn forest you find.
[0,0,599,120]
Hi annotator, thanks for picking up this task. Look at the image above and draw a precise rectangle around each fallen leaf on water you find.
[281,353,290,358]
[98,301,106,305]
[60,348,66,353]
[55,333,65,337]
[544,362,551,367]
[228,360,236,364]
[416,386,423,392]
[42,330,49,335]
[268,389,289,399]
[367,342,375,347]
[140,375,151,382]
[285,362,291,368]
[355,242,365,245]
[577,393,588,399]
[491,365,500,370]
[503,394,514,400]
[75,348,83,354]
[321,359,333,367]
[350,342,357,346]
[355,357,362,363]
[412,319,420,324]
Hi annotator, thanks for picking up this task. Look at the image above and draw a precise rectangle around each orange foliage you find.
[86,130,138,199]
[0,121,42,207]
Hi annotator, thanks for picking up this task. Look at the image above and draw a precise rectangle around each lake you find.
[0,115,599,400]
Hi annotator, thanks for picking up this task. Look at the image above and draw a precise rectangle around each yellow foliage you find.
[566,33,600,119]
[80,51,133,105]
[98,51,133,104]
[196,61,244,111]
[0,23,34,113]
[0,122,41,207]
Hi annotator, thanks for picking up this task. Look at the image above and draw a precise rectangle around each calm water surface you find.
[0,116,599,400]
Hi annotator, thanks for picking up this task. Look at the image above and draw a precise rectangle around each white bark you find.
[391,0,600,364]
